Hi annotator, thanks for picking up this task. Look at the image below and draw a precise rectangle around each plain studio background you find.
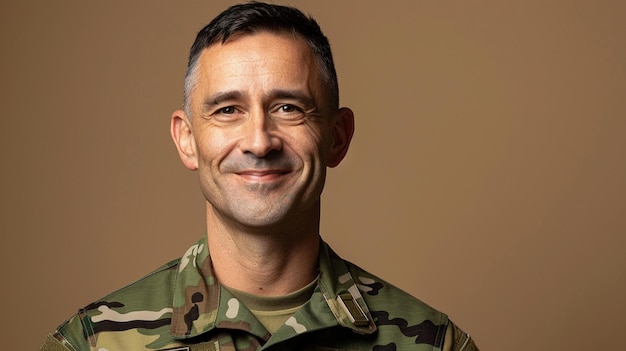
[1,1,625,350]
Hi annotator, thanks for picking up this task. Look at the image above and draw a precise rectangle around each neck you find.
[205,203,321,296]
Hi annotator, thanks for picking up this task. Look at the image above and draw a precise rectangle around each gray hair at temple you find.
[182,2,340,117]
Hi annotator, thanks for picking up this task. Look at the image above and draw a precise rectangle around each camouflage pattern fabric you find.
[40,235,478,351]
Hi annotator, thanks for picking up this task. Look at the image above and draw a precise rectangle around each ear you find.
[170,110,198,170]
[327,107,355,168]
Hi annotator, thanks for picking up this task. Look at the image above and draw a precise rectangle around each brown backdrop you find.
[1,1,625,349]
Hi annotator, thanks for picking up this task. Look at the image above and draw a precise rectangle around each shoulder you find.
[53,259,181,349]
[346,259,448,322]
[345,259,451,348]
[344,261,480,350]
[84,258,180,311]
[322,242,449,326]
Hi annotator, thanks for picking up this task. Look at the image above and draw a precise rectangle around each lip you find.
[235,169,290,182]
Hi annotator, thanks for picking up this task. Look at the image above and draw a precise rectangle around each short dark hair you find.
[183,2,339,114]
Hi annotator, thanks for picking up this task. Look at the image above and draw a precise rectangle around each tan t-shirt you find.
[223,279,317,334]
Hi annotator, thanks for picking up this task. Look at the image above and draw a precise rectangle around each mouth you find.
[235,169,291,182]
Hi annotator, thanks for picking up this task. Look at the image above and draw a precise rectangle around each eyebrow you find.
[202,91,244,110]
[201,89,316,111]
[268,89,315,107]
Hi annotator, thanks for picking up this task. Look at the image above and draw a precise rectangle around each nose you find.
[238,110,282,157]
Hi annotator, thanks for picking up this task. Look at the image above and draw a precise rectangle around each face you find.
[171,32,353,230]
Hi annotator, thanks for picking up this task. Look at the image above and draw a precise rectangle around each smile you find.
[235,169,290,182]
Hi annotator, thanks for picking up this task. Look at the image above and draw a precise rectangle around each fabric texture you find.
[40,235,478,351]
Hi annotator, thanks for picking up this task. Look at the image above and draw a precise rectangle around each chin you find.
[229,204,293,229]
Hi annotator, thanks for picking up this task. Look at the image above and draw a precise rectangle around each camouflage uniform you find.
[41,235,478,351]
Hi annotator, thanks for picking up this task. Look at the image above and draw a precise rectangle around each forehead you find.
[196,31,318,87]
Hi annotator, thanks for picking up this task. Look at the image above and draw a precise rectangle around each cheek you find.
[305,127,333,162]
[285,131,327,164]
[194,130,233,163]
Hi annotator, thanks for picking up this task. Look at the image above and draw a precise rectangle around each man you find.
[41,3,478,350]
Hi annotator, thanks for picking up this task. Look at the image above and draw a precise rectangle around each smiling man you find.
[41,3,477,351]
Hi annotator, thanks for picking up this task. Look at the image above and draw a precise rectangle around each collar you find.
[169,235,377,340]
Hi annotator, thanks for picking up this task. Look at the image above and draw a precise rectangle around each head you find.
[171,2,354,232]
[183,2,339,116]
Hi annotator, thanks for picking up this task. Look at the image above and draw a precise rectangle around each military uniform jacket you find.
[41,235,477,351]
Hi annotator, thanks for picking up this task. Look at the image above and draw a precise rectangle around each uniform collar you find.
[169,235,376,340]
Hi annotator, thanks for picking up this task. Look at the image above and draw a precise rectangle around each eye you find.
[279,104,298,113]
[218,106,236,114]
[206,105,244,123]
[276,104,305,116]
[272,103,306,123]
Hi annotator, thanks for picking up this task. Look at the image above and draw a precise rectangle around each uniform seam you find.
[434,317,449,350]
[78,309,96,350]
[458,332,471,351]
[50,331,77,351]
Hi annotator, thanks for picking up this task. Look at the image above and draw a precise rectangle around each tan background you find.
[1,0,625,349]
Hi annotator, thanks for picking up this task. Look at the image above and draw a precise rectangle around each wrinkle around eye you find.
[270,103,312,121]
[200,106,245,123]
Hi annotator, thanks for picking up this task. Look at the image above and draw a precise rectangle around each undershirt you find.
[223,279,318,334]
